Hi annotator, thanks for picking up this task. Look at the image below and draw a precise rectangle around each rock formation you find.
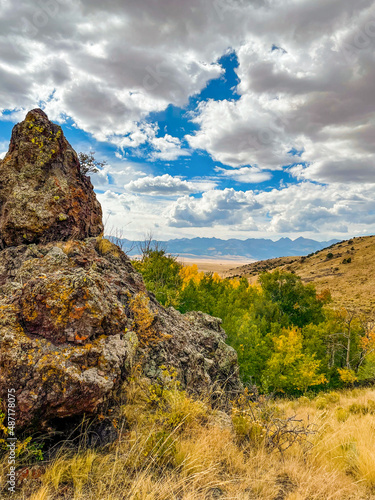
[0,108,103,248]
[0,110,241,430]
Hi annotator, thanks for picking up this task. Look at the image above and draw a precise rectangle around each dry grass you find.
[228,235,375,313]
[2,380,375,500]
[96,237,121,259]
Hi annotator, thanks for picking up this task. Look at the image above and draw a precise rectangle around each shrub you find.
[133,248,182,307]
[232,414,265,446]
[315,396,328,410]
[338,368,358,385]
[336,407,350,422]
[325,392,340,404]
[231,389,314,454]
[348,402,375,416]
[78,151,107,176]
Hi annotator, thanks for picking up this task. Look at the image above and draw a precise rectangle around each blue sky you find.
[1,0,375,241]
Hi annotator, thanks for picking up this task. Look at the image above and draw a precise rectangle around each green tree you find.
[133,247,182,307]
[259,270,327,328]
[228,312,271,384]
[78,151,107,175]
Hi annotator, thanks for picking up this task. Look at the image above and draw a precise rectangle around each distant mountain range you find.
[115,236,340,261]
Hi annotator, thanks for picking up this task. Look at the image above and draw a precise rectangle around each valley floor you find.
[176,256,249,276]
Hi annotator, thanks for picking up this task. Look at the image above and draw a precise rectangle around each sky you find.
[0,0,375,242]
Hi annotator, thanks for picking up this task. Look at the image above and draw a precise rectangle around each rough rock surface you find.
[0,109,103,247]
[0,239,241,428]
[0,111,241,430]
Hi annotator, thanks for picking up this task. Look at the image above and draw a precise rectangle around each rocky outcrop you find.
[0,109,103,248]
[0,110,241,430]
[0,239,240,429]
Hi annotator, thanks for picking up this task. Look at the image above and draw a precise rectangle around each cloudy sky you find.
[1,0,375,241]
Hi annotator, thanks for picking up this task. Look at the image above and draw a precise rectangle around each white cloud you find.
[93,179,375,240]
[124,173,216,196]
[186,1,375,181]
[86,159,150,195]
[0,0,244,147]
[215,166,272,183]
[1,0,374,177]
[1,0,375,241]
[148,135,189,162]
[186,95,298,169]
[166,182,375,236]
[167,188,261,227]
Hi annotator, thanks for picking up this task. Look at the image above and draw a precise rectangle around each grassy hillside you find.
[227,235,375,313]
[4,381,375,499]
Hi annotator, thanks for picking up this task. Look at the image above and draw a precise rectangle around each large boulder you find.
[0,239,241,429]
[0,109,103,248]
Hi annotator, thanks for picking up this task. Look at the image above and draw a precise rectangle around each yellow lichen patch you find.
[129,292,170,347]
[21,277,75,330]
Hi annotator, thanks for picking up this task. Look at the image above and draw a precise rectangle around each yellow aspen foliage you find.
[265,326,327,392]
[179,264,205,288]
[179,264,240,289]
[360,330,375,355]
[337,367,358,385]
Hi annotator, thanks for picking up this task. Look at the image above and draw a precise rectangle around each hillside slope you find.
[227,235,375,312]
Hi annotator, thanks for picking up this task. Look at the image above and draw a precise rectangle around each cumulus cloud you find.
[148,134,190,162]
[1,0,375,239]
[167,182,375,237]
[0,0,247,145]
[2,0,374,177]
[186,95,298,169]
[167,188,261,227]
[124,174,216,196]
[94,180,375,240]
[186,1,375,181]
[97,189,165,237]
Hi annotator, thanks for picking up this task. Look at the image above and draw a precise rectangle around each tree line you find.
[133,246,375,394]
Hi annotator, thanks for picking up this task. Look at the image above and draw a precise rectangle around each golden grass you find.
[96,237,121,259]
[2,384,375,499]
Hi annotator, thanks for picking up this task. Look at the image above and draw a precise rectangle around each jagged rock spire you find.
[0,109,103,247]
